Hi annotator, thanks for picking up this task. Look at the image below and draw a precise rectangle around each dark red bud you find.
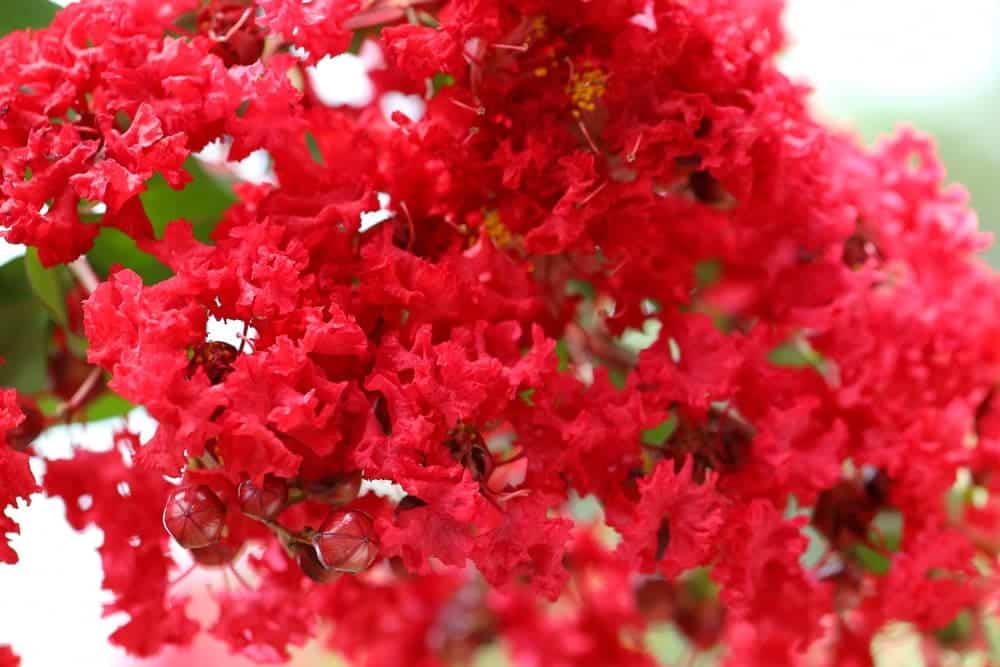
[305,470,363,506]
[635,578,673,620]
[372,392,392,435]
[445,422,495,481]
[313,510,379,574]
[655,518,671,561]
[187,341,239,385]
[396,495,428,512]
[297,544,341,584]
[7,395,44,452]
[190,540,241,567]
[238,475,289,520]
[465,444,494,482]
[842,231,881,269]
[163,485,227,549]
[689,170,728,205]
[862,467,891,507]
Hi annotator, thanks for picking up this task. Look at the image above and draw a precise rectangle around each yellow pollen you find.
[534,66,549,77]
[482,209,516,248]
[531,16,547,39]
[566,63,607,116]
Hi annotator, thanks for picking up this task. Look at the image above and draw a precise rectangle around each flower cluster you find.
[3,0,1000,665]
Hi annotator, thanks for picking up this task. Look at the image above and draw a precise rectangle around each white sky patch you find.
[309,53,375,107]
[380,92,426,125]
[0,495,127,666]
[361,478,407,502]
[0,240,25,266]
[359,40,386,71]
[781,0,1000,117]
[0,410,156,666]
[206,315,258,353]
[360,192,394,232]
[196,139,275,185]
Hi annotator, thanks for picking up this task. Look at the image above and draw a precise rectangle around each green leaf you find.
[769,336,826,369]
[983,615,1000,665]
[34,394,60,417]
[141,158,236,239]
[24,247,70,328]
[934,610,972,646]
[682,567,719,601]
[89,158,235,284]
[0,257,28,307]
[0,0,59,35]
[694,258,722,288]
[0,257,50,393]
[566,279,595,300]
[304,131,326,166]
[555,338,570,372]
[853,543,890,575]
[642,415,678,446]
[430,72,455,97]
[870,509,903,552]
[88,227,173,285]
[347,30,367,55]
[415,10,440,28]
[84,391,134,421]
[643,623,690,666]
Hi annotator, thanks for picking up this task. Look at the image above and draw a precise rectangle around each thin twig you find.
[68,256,100,295]
[56,366,103,419]
[209,7,253,43]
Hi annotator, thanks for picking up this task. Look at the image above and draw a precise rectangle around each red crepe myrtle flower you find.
[1,0,999,664]
[0,388,37,564]
[0,646,19,667]
[615,458,725,578]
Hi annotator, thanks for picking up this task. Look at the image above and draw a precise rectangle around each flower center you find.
[567,62,608,117]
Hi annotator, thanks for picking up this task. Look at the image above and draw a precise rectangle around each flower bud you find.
[190,540,241,567]
[313,510,379,574]
[163,485,227,549]
[297,544,341,584]
[6,394,44,452]
[238,475,288,520]
[304,470,362,506]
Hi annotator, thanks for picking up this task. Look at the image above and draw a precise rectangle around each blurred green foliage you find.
[846,87,1000,266]
[0,0,58,34]
[0,257,50,392]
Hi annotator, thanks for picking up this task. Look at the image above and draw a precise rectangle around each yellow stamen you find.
[566,62,607,116]
[482,209,516,248]
[531,16,547,40]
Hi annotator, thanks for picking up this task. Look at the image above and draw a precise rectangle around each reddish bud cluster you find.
[163,485,228,550]
[3,395,44,453]
[2,0,1000,665]
[313,510,379,574]
[238,475,289,520]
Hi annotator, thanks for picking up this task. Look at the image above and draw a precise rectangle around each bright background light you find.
[782,0,1000,112]
[3,1,1000,665]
